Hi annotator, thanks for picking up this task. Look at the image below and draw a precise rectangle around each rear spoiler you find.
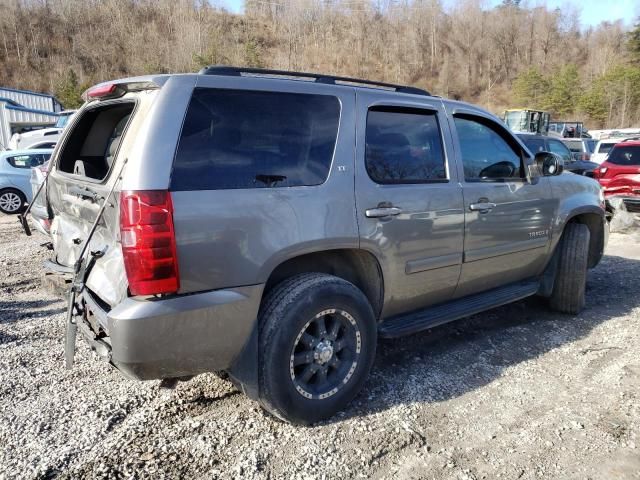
[82,77,165,102]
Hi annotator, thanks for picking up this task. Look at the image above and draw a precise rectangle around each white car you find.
[8,110,76,150]
[592,139,621,164]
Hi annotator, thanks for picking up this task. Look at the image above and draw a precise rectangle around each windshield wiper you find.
[255,174,287,187]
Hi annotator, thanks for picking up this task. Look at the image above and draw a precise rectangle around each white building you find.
[0,87,63,150]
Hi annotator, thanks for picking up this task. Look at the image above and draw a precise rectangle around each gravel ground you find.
[1,212,639,480]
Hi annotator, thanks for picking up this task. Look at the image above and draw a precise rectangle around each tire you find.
[0,188,26,214]
[549,223,590,314]
[258,273,377,425]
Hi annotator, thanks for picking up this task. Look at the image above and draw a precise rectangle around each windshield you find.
[54,113,72,129]
[504,111,527,132]
[607,146,640,166]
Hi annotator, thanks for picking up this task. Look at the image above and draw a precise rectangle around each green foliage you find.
[243,39,263,68]
[628,19,640,64]
[513,68,549,109]
[544,64,580,118]
[54,69,86,109]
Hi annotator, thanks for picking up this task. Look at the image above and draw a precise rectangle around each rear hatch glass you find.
[608,146,640,166]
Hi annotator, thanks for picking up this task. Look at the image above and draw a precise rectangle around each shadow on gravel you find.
[333,254,640,423]
[0,299,65,324]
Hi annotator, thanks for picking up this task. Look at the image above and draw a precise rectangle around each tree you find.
[544,64,580,118]
[628,19,640,64]
[54,69,85,109]
[513,67,550,108]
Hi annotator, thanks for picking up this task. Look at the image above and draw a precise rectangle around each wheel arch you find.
[564,210,606,269]
[262,248,385,321]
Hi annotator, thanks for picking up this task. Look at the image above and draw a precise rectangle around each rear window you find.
[564,140,583,153]
[6,153,50,169]
[607,146,640,166]
[57,102,134,181]
[520,137,545,154]
[171,88,341,190]
[597,142,616,155]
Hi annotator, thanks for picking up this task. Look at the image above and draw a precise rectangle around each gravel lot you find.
[1,212,639,479]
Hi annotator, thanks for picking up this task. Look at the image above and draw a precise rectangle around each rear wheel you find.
[549,223,590,314]
[258,273,377,425]
[0,188,26,214]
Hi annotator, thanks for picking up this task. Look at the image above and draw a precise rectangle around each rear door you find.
[447,108,555,298]
[355,92,464,318]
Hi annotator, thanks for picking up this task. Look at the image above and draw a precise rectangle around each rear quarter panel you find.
[171,77,358,293]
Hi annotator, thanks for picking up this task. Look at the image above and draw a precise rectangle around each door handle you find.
[365,206,403,218]
[469,202,496,213]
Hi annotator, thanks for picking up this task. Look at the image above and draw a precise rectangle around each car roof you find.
[612,140,640,148]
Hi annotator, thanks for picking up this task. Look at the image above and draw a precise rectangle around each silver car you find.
[0,148,52,214]
[38,67,607,424]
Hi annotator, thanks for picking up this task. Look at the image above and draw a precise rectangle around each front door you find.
[355,92,465,318]
[447,109,555,298]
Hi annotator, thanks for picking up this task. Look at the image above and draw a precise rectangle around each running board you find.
[378,280,540,338]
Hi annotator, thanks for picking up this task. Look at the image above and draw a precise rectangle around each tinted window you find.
[365,109,446,184]
[548,139,572,162]
[563,140,583,153]
[597,142,616,154]
[587,140,596,153]
[171,89,340,190]
[455,116,522,180]
[607,146,640,166]
[6,154,50,169]
[520,137,546,154]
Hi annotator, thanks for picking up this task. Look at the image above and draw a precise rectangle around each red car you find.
[593,140,640,212]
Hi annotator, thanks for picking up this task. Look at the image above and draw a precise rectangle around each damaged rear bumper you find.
[43,265,263,381]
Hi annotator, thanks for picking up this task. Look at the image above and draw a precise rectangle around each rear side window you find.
[365,108,446,184]
[171,88,340,190]
[607,146,640,166]
[547,139,573,163]
[6,153,50,169]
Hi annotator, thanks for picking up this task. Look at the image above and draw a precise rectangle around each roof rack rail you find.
[198,65,430,96]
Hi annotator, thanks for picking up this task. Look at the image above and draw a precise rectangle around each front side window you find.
[171,88,341,190]
[454,116,523,181]
[6,154,49,169]
[607,146,640,166]
[547,139,573,163]
[365,108,446,184]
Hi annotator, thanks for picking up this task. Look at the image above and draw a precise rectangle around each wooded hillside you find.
[1,0,639,128]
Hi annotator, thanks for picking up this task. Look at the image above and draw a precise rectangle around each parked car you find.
[8,110,76,150]
[39,68,607,424]
[562,138,597,161]
[592,138,621,164]
[593,140,640,212]
[0,149,52,214]
[517,134,599,177]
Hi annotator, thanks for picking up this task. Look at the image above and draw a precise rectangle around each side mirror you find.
[534,151,562,176]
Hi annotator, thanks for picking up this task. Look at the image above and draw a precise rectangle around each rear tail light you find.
[120,190,180,296]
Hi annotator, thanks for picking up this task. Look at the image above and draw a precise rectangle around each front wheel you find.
[258,273,377,425]
[0,188,26,214]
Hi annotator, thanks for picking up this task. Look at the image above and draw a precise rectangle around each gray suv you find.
[39,67,608,424]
